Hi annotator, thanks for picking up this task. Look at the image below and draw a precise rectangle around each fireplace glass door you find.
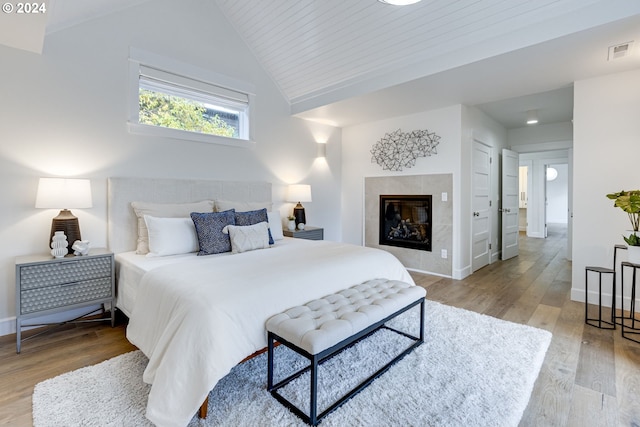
[379,195,432,251]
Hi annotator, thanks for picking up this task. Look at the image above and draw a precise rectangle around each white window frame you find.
[128,48,256,148]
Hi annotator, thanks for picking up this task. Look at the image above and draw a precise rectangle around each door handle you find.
[473,212,480,217]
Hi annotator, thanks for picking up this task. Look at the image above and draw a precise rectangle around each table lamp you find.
[287,184,312,229]
[35,178,93,253]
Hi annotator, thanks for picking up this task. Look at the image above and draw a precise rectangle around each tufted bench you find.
[266,278,426,426]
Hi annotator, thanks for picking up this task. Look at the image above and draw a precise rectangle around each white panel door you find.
[472,141,491,272]
[502,149,520,260]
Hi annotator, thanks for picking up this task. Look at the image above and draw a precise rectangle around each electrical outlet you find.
[441,249,447,259]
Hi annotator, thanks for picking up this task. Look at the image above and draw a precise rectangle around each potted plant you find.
[606,190,640,262]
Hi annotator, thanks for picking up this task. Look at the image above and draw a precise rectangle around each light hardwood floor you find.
[0,227,638,426]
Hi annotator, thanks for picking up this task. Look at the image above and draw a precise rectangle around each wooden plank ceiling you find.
[214,0,603,104]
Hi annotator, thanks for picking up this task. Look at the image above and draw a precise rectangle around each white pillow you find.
[144,215,199,257]
[131,200,214,254]
[223,222,270,254]
[267,211,284,241]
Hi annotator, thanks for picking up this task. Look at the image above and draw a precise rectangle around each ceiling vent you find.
[608,41,634,61]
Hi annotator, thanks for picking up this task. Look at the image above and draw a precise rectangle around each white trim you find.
[128,47,255,146]
[127,123,255,148]
[528,231,546,238]
[0,316,15,338]
[129,48,255,95]
[453,265,471,280]
[406,267,452,279]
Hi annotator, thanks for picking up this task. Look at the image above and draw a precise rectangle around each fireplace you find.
[379,195,432,251]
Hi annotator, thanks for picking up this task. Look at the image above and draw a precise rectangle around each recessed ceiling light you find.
[378,0,422,5]
[526,110,539,125]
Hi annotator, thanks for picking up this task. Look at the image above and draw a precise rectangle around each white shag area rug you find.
[33,301,551,427]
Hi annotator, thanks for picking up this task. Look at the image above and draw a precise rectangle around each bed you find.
[107,177,416,427]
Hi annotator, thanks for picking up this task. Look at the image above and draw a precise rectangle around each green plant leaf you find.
[607,190,640,232]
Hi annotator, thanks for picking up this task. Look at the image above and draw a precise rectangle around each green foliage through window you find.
[139,89,237,138]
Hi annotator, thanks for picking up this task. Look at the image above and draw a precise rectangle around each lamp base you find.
[293,203,306,228]
[49,209,81,254]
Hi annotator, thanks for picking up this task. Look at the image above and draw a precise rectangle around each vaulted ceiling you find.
[2,0,640,128]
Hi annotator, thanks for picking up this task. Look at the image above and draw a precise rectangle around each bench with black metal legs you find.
[266,278,426,426]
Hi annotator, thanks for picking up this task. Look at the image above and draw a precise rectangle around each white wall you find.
[546,163,568,224]
[342,105,462,277]
[341,104,506,279]
[462,105,508,265]
[572,69,640,308]
[519,151,570,237]
[508,122,573,152]
[0,0,342,336]
[509,121,573,238]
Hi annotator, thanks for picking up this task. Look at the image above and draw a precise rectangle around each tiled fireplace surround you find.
[364,174,453,277]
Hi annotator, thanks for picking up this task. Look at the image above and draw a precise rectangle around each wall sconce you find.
[287,184,312,229]
[526,110,539,125]
[317,142,326,158]
[546,167,558,181]
[35,177,93,252]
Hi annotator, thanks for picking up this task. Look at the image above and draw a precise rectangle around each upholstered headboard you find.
[107,177,272,254]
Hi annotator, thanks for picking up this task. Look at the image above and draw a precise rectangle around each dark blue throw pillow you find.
[235,208,274,245]
[190,209,235,255]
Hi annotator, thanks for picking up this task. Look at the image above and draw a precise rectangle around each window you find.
[128,48,255,146]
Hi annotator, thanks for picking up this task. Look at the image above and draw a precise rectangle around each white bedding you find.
[116,250,225,317]
[125,238,415,427]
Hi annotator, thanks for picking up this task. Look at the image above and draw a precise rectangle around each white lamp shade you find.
[287,184,312,203]
[35,178,93,209]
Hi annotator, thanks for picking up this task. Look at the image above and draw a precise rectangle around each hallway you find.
[411,227,639,426]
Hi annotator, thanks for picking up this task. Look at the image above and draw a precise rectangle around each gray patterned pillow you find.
[235,208,274,244]
[191,209,235,255]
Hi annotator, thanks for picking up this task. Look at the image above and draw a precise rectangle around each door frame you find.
[471,139,492,272]
[501,148,520,260]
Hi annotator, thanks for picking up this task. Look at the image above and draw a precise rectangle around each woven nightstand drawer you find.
[19,256,111,290]
[20,277,112,315]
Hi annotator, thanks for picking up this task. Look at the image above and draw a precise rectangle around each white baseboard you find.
[453,265,471,280]
[406,267,452,279]
[0,316,15,338]
[571,287,640,311]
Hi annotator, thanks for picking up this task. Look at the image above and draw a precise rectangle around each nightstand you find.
[15,248,115,353]
[283,226,324,241]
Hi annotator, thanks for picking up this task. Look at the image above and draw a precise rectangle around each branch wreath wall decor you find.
[370,129,440,171]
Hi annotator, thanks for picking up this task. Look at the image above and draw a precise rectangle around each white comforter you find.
[126,239,414,427]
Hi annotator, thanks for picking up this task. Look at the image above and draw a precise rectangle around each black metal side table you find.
[620,261,640,343]
[585,266,616,329]
[584,244,626,329]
